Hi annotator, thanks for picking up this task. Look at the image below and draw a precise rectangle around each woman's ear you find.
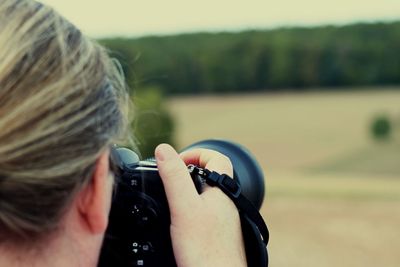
[77,150,113,234]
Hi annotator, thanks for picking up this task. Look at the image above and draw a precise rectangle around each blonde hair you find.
[0,0,129,244]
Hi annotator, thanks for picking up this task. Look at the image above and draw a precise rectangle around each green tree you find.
[131,87,175,158]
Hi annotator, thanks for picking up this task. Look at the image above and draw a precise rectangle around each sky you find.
[40,0,400,38]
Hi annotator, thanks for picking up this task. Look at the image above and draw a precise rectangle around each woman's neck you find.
[0,231,99,267]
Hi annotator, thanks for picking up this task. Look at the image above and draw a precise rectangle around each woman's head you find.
[0,0,129,248]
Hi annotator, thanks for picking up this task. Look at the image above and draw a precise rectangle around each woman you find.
[0,0,246,266]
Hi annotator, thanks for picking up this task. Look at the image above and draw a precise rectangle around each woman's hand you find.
[155,144,247,267]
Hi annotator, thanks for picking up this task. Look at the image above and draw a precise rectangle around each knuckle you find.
[221,154,233,169]
[196,149,235,176]
[215,153,233,176]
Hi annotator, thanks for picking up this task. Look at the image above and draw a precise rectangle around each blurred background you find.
[42,1,400,266]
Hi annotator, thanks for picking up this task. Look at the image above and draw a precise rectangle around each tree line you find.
[100,21,400,94]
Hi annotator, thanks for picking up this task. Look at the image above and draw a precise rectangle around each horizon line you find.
[94,18,400,40]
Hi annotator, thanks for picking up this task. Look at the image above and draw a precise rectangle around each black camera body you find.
[99,154,176,266]
[99,140,268,267]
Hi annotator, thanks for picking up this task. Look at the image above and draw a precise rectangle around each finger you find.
[180,148,234,177]
[180,149,236,202]
[155,144,199,216]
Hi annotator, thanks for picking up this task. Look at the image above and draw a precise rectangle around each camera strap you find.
[188,165,269,265]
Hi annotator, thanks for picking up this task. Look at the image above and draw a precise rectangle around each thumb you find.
[155,144,199,217]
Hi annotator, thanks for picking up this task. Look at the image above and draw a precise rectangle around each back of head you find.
[0,0,129,245]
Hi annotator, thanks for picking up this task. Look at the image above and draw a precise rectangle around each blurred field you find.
[167,89,400,267]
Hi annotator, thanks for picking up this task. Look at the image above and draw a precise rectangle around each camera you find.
[99,139,268,267]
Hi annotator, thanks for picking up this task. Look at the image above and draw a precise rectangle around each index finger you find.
[180,148,234,177]
[155,144,200,217]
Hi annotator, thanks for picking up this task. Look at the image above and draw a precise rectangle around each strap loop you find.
[207,171,242,198]
[188,164,269,245]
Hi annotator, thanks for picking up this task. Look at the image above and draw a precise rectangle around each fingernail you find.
[155,144,176,161]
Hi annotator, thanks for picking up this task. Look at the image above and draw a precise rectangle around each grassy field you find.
[167,89,400,267]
